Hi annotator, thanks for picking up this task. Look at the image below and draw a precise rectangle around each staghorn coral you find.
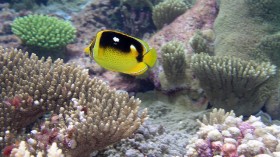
[0,47,147,156]
[11,14,76,49]
[152,0,190,29]
[191,53,276,116]
[186,108,280,157]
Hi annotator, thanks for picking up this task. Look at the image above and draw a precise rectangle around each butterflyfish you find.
[84,30,157,75]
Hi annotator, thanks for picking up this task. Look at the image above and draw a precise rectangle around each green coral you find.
[258,32,280,66]
[213,0,280,119]
[152,0,189,29]
[159,41,192,90]
[189,29,215,55]
[12,14,76,49]
[191,53,276,116]
[245,0,280,22]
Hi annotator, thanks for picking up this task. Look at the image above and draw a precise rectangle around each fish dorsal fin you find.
[84,37,96,57]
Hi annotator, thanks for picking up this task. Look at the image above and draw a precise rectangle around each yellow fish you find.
[84,30,157,75]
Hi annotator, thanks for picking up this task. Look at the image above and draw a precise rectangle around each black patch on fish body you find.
[99,31,144,62]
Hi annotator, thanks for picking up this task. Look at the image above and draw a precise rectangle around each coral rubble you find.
[0,47,147,156]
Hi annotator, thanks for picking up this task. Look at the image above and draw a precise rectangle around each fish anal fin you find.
[125,62,148,76]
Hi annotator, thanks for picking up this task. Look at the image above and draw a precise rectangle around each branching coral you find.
[191,53,276,116]
[198,108,235,126]
[211,0,280,119]
[0,47,147,156]
[152,0,190,29]
[11,14,76,49]
[159,41,192,91]
[186,108,280,157]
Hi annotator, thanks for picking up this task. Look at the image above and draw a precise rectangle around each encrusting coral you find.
[0,47,147,156]
[152,0,190,29]
[191,53,276,116]
[12,14,76,49]
[186,108,280,157]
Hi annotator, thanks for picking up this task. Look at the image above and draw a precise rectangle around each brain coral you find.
[11,14,76,49]
[0,47,147,156]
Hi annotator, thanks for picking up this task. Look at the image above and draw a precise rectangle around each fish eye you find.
[113,37,119,42]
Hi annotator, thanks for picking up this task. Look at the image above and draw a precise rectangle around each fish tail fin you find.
[143,48,157,67]
[84,46,90,55]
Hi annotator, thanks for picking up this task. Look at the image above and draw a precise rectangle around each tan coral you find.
[0,47,147,156]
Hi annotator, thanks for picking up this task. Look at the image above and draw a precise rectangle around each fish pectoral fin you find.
[130,45,139,57]
[125,63,148,76]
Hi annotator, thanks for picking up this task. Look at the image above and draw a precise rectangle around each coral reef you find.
[152,0,189,29]
[245,0,280,22]
[186,108,280,157]
[72,0,155,43]
[95,90,208,156]
[0,3,26,49]
[210,0,280,119]
[149,0,218,55]
[0,47,147,156]
[148,0,217,96]
[159,41,192,91]
[189,29,215,55]
[12,14,76,49]
[4,0,47,11]
[191,53,276,116]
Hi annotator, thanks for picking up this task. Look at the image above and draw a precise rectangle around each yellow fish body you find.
[84,30,157,75]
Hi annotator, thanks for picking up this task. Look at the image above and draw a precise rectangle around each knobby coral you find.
[191,53,276,116]
[186,108,280,157]
[159,41,192,91]
[12,14,76,49]
[0,47,147,156]
[152,0,189,29]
